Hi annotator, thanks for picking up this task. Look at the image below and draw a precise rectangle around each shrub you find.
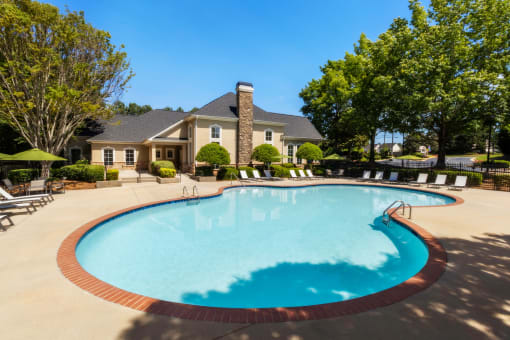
[296,142,323,163]
[217,166,239,180]
[251,144,279,167]
[159,168,176,178]
[282,163,295,168]
[431,170,483,186]
[195,166,213,176]
[8,168,39,184]
[313,167,325,176]
[493,174,510,190]
[271,165,290,178]
[414,152,426,158]
[238,166,255,177]
[59,164,105,182]
[151,160,175,175]
[380,147,391,159]
[106,169,119,180]
[481,160,510,168]
[75,159,89,165]
[196,143,230,167]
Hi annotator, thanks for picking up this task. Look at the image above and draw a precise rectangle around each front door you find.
[71,149,81,164]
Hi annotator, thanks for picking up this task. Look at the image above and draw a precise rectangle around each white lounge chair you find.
[0,187,46,206]
[0,201,35,214]
[0,214,14,230]
[306,169,322,180]
[428,174,447,189]
[448,175,467,191]
[1,180,52,202]
[298,169,310,180]
[251,170,266,181]
[384,172,399,184]
[264,170,282,181]
[358,170,371,181]
[336,169,344,177]
[408,173,428,186]
[239,170,256,182]
[370,171,384,182]
[289,169,301,180]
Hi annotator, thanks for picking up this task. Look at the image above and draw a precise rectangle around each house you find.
[74,82,322,172]
[364,143,403,156]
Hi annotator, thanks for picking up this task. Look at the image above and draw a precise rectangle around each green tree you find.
[296,142,323,164]
[0,0,133,176]
[251,144,279,168]
[190,107,199,113]
[195,143,230,167]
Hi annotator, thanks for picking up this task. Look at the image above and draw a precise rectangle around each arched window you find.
[287,144,294,164]
[102,147,115,166]
[210,124,222,144]
[264,129,273,144]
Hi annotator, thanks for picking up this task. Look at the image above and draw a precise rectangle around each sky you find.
[43,0,424,143]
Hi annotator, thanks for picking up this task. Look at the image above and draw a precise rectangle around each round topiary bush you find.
[251,144,279,168]
[296,143,323,164]
[196,143,230,167]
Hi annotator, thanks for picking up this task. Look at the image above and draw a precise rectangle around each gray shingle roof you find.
[88,92,322,142]
[87,110,188,142]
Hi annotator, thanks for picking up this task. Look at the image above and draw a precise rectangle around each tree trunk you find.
[41,161,53,179]
[369,133,376,164]
[486,124,492,163]
[436,126,447,169]
[391,132,394,157]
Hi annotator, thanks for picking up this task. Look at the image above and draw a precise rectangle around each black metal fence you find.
[322,160,510,192]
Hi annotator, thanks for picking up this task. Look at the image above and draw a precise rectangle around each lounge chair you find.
[370,171,384,182]
[428,174,447,189]
[0,187,47,205]
[306,169,322,180]
[0,201,35,214]
[28,180,54,200]
[239,170,256,182]
[298,169,310,180]
[325,169,339,178]
[2,178,25,195]
[263,170,282,181]
[336,169,344,177]
[384,172,400,184]
[448,175,467,191]
[289,170,301,180]
[252,170,266,181]
[408,173,428,187]
[0,214,14,230]
[358,170,371,181]
[2,179,52,202]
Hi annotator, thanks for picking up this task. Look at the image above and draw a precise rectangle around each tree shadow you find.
[117,233,510,340]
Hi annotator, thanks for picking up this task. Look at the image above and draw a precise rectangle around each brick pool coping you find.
[57,183,463,323]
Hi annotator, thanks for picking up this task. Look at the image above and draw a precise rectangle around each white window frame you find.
[102,147,115,166]
[124,148,136,166]
[287,144,294,164]
[264,128,273,145]
[209,124,222,144]
[166,148,175,160]
[155,148,162,160]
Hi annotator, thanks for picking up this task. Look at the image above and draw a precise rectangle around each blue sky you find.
[44,0,422,143]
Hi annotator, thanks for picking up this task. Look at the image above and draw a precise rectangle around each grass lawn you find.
[395,155,427,160]
[442,152,503,160]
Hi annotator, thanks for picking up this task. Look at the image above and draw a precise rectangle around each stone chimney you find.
[236,81,254,165]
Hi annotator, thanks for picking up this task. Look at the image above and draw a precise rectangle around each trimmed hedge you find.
[58,164,105,182]
[217,167,239,180]
[8,168,39,184]
[106,169,119,181]
[159,168,176,178]
[282,163,295,168]
[195,166,213,176]
[151,160,175,175]
[238,166,255,178]
[271,165,290,178]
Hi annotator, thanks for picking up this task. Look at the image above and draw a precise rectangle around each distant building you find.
[364,143,402,156]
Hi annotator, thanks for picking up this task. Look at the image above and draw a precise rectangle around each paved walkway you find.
[0,179,509,340]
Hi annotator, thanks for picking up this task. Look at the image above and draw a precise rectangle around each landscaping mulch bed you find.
[61,180,96,190]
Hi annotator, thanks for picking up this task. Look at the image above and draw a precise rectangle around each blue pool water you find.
[76,185,454,308]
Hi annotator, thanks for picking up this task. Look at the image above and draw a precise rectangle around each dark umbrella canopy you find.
[9,148,66,161]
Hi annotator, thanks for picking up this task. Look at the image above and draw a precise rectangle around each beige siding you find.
[283,140,319,166]
[195,118,238,165]
[162,122,188,139]
[90,143,148,169]
[251,123,285,165]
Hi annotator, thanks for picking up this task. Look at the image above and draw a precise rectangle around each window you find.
[287,144,294,163]
[125,149,135,165]
[155,149,161,159]
[166,149,174,159]
[296,144,302,164]
[103,148,114,166]
[265,129,273,144]
[210,124,221,144]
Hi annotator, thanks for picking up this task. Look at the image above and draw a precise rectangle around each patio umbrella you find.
[322,153,343,160]
[9,148,66,161]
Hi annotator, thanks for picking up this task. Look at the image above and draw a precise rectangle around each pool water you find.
[76,185,453,308]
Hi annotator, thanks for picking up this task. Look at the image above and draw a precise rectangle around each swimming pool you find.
[74,185,454,310]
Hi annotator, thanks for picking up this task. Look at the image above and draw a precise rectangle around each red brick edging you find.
[57,183,463,323]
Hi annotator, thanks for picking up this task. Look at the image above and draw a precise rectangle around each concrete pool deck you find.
[0,177,509,339]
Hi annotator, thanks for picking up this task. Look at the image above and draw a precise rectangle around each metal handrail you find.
[192,185,200,202]
[230,172,240,185]
[182,186,189,197]
[382,200,412,226]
